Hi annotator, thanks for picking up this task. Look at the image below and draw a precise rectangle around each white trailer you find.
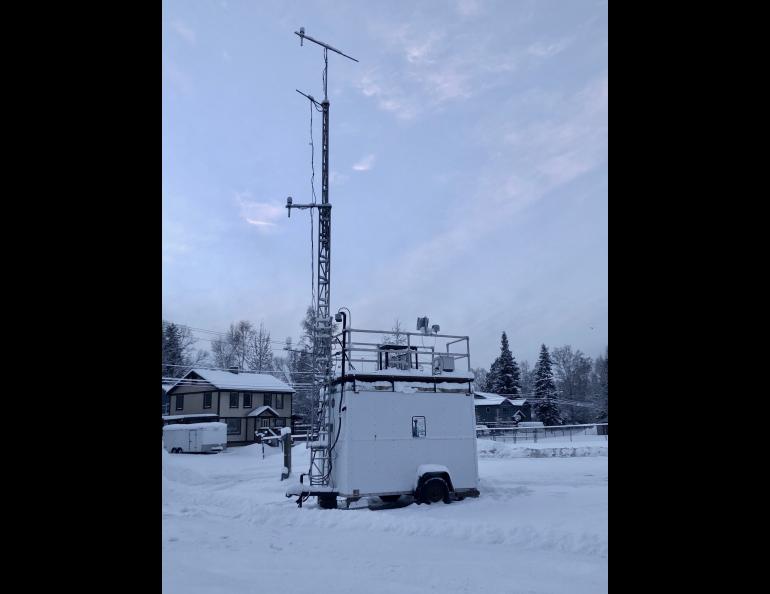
[287,325,480,508]
[163,422,227,454]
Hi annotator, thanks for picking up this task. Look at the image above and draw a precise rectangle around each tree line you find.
[163,317,607,426]
[472,332,608,425]
[162,307,334,421]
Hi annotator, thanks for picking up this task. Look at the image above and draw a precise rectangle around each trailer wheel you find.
[318,495,338,509]
[419,477,449,504]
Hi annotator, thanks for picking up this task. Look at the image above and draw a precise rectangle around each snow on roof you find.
[162,413,219,420]
[162,380,179,392]
[163,422,226,431]
[247,405,280,417]
[474,396,508,406]
[180,368,295,393]
[473,392,528,407]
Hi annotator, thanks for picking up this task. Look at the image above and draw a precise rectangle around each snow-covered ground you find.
[163,439,608,593]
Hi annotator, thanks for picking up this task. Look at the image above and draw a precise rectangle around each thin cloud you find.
[163,59,192,94]
[330,171,349,185]
[352,154,376,172]
[358,21,527,118]
[365,73,608,312]
[455,0,482,17]
[527,38,572,58]
[356,71,418,120]
[162,219,193,265]
[236,193,283,231]
[171,20,196,44]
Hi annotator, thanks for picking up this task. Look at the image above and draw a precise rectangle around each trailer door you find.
[189,429,199,452]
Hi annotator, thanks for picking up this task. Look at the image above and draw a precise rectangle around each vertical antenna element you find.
[286,29,358,489]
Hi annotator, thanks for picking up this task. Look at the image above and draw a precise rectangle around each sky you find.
[162,0,608,370]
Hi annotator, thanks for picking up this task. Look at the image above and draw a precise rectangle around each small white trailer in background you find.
[163,422,227,454]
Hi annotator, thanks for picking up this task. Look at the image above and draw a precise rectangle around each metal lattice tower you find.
[286,28,357,487]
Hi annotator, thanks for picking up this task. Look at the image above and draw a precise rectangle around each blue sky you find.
[162,0,608,369]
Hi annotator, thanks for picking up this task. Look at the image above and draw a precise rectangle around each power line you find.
[164,320,311,346]
[161,363,318,375]
[163,320,307,348]
[163,378,317,388]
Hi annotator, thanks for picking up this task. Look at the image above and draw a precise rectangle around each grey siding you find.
[168,384,294,444]
[474,401,532,424]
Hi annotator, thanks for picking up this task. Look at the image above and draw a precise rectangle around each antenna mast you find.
[286,28,357,488]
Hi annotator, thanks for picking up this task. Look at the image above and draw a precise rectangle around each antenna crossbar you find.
[294,29,359,63]
[286,28,358,490]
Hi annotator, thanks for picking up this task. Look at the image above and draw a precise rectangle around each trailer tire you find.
[419,477,449,504]
[318,495,338,509]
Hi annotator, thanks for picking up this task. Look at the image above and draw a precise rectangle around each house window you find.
[260,418,271,428]
[263,394,272,407]
[175,395,184,411]
[225,418,242,435]
[230,392,239,408]
[203,392,212,409]
[274,394,284,409]
[412,416,426,438]
[274,418,286,427]
[243,393,252,408]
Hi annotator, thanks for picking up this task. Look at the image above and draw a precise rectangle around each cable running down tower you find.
[286,28,358,488]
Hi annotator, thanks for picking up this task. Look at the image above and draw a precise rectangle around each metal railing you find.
[476,423,608,443]
[291,424,313,442]
[332,327,471,376]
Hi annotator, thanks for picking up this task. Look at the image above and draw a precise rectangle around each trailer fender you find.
[415,464,454,503]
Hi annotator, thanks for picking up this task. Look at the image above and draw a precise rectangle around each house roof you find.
[473,396,508,406]
[247,405,280,417]
[473,392,528,407]
[170,368,295,393]
[474,391,502,400]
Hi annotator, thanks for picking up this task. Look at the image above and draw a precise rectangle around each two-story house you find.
[473,392,531,425]
[165,368,295,445]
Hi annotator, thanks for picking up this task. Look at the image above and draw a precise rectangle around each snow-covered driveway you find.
[163,441,607,593]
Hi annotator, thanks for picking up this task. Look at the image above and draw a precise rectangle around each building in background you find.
[162,381,176,416]
[165,368,295,445]
[473,392,531,426]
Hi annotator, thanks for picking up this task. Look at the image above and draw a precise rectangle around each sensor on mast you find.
[285,28,358,490]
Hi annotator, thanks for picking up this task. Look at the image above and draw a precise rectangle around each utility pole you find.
[286,28,357,487]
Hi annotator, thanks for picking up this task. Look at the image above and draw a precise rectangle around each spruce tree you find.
[485,358,500,393]
[595,346,608,421]
[488,332,521,396]
[533,343,562,425]
[162,322,184,377]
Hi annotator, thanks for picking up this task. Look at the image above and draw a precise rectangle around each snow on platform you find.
[163,442,607,593]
